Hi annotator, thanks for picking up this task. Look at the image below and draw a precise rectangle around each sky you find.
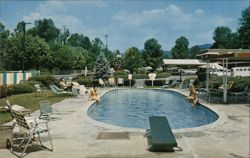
[0,0,249,52]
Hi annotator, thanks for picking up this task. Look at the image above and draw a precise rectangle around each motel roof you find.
[163,59,206,65]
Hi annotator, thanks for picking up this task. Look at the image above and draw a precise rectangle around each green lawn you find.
[0,90,70,125]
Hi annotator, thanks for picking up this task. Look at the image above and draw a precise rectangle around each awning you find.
[163,59,206,65]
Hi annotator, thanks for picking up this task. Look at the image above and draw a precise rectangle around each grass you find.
[0,90,70,125]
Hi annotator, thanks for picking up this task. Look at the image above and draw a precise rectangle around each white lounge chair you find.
[72,82,88,95]
[117,78,124,87]
[49,84,72,95]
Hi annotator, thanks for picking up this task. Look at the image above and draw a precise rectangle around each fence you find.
[0,70,40,85]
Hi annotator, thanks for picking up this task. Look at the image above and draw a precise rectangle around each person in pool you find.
[187,85,199,107]
[89,85,101,103]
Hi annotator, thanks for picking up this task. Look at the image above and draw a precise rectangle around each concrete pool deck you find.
[0,88,249,158]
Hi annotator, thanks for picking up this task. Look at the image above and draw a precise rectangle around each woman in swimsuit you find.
[187,85,199,107]
[89,85,100,103]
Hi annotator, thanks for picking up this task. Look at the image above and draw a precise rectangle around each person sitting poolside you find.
[187,85,199,107]
[89,85,101,103]
[59,78,72,91]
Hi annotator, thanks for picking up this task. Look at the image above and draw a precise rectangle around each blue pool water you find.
[87,89,218,129]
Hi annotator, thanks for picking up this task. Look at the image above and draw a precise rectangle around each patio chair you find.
[161,79,171,88]
[49,84,72,95]
[99,79,106,88]
[39,100,61,120]
[34,84,42,92]
[117,78,124,87]
[146,116,178,152]
[6,100,39,127]
[162,79,177,88]
[108,77,116,87]
[72,81,88,95]
[6,100,31,117]
[10,110,53,158]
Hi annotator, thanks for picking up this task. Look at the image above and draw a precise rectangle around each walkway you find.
[0,89,249,158]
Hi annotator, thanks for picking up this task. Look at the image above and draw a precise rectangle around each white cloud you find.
[194,9,204,15]
[20,2,237,51]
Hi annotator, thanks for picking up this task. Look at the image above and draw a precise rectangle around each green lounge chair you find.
[49,84,72,95]
[146,116,177,152]
[39,100,61,120]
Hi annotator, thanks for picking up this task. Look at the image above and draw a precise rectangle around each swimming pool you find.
[87,89,218,129]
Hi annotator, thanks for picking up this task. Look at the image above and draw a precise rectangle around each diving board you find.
[146,116,177,152]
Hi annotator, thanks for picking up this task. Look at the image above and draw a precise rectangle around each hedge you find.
[209,77,250,92]
[144,80,165,86]
[12,83,36,95]
[29,75,57,87]
[156,72,171,78]
[73,76,92,87]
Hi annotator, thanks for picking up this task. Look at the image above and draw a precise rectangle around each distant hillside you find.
[198,43,212,50]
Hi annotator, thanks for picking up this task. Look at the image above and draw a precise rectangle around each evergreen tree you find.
[93,52,111,85]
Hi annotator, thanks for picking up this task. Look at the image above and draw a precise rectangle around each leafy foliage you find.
[189,45,202,59]
[124,47,143,73]
[142,38,163,71]
[28,75,57,87]
[239,6,250,48]
[211,26,240,49]
[28,18,60,42]
[2,35,51,70]
[12,83,36,95]
[171,36,189,59]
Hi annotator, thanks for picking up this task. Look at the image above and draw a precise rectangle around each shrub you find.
[113,70,128,76]
[73,76,92,87]
[123,79,135,86]
[197,71,206,82]
[12,83,36,95]
[133,74,147,79]
[0,85,10,98]
[144,80,165,86]
[29,75,57,87]
[210,76,250,92]
[156,72,171,78]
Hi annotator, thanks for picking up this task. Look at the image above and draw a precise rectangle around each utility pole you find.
[22,22,31,72]
[105,34,108,53]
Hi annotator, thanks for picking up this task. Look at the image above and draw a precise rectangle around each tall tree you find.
[238,6,250,48]
[171,36,189,59]
[28,18,60,42]
[142,38,163,71]
[124,47,143,73]
[211,26,233,48]
[2,35,51,70]
[52,45,78,70]
[0,22,10,69]
[68,33,91,50]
